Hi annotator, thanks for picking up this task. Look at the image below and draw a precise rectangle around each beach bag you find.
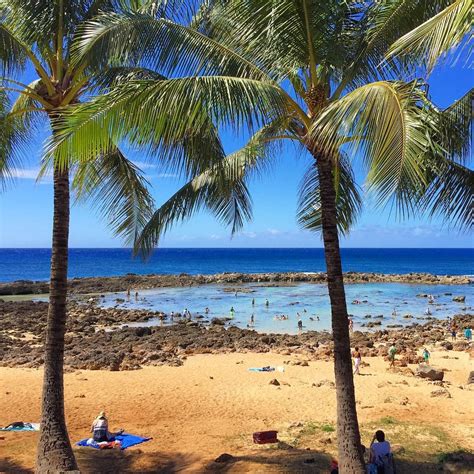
[253,430,278,444]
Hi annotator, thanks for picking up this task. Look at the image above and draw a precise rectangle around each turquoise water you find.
[99,282,472,334]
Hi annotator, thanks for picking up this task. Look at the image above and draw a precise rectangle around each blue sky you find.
[0,61,472,249]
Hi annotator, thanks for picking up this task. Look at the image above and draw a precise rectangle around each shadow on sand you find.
[2,448,472,473]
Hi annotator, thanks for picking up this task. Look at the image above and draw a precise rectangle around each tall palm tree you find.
[50,1,472,472]
[0,0,213,470]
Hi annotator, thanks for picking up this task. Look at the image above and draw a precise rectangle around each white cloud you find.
[10,168,52,182]
[145,173,179,179]
[267,228,282,235]
[131,160,157,170]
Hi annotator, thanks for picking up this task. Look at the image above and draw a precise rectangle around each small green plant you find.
[321,424,335,433]
[379,416,397,425]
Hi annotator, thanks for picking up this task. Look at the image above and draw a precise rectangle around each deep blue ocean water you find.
[0,248,472,282]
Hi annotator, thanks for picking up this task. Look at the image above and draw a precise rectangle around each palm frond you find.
[297,152,362,235]
[71,10,268,79]
[50,76,289,172]
[72,146,155,244]
[135,118,289,257]
[336,0,453,94]
[0,89,34,189]
[312,80,436,207]
[388,0,472,72]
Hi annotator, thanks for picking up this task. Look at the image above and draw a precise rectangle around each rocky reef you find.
[0,271,471,295]
[0,300,472,371]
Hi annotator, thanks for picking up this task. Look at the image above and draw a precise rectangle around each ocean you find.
[0,248,472,282]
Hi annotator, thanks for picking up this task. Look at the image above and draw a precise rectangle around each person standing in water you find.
[230,306,235,318]
[250,314,254,325]
[252,298,255,306]
[265,299,269,307]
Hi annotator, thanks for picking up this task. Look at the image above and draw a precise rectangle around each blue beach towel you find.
[76,433,151,450]
[248,366,275,372]
[0,422,40,432]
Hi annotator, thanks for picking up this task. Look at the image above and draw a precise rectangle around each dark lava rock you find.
[467,371,474,385]
[269,378,280,386]
[214,453,235,463]
[416,365,444,381]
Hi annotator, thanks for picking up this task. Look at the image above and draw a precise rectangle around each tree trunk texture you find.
[316,155,366,473]
[36,165,78,473]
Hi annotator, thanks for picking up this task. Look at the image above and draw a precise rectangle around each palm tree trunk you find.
[36,164,78,472]
[316,154,366,473]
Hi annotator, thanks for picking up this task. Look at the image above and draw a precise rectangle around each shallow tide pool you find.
[98,282,472,334]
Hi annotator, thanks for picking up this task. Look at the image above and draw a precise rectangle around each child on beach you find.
[352,347,361,375]
[422,348,430,364]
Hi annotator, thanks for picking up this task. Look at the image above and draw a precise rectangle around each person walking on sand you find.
[422,347,430,364]
[388,343,397,368]
[352,346,361,375]
[465,327,472,341]
[450,323,457,341]
[348,317,354,332]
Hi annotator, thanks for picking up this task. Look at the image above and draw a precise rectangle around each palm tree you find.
[0,0,178,470]
[50,1,472,472]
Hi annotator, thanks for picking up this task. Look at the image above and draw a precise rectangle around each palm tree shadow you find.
[75,448,199,473]
[201,447,332,472]
[0,457,34,474]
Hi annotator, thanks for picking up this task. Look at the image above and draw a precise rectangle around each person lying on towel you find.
[91,411,122,442]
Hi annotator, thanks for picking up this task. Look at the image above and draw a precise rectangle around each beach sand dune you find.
[0,350,473,473]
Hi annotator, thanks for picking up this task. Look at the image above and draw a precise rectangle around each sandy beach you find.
[1,349,473,473]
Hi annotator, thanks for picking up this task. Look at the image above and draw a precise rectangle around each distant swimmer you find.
[252,298,255,306]
[126,288,131,299]
[424,307,431,316]
[309,317,314,321]
[303,308,307,313]
[205,307,210,314]
[265,299,269,307]
[235,291,238,297]
[392,307,397,316]
[317,316,320,321]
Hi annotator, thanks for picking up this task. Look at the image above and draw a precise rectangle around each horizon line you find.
[1,247,473,250]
